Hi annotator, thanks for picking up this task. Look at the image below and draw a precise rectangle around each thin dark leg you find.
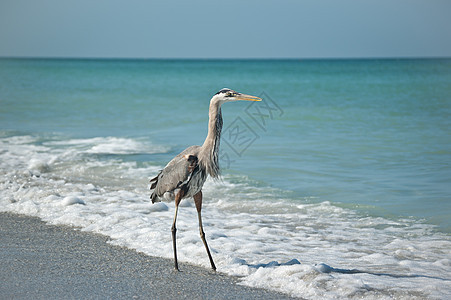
[172,190,184,271]
[193,191,216,271]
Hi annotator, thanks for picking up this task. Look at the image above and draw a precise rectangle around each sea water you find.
[0,58,450,299]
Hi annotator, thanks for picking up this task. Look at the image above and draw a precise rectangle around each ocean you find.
[1,58,450,299]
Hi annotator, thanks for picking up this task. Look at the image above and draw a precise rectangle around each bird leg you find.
[193,191,216,271]
[172,189,184,271]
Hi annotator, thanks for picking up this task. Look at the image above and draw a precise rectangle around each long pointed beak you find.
[235,93,262,101]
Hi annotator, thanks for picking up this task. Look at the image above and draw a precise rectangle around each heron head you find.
[211,88,262,104]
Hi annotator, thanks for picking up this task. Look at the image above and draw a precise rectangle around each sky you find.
[1,0,450,59]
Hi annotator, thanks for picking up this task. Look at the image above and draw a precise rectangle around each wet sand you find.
[0,212,296,299]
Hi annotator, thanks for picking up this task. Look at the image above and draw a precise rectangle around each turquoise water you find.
[1,58,450,231]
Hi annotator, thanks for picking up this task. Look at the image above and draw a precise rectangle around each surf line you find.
[315,263,450,281]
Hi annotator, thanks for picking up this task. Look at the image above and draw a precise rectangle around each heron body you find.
[151,146,206,202]
[150,88,261,271]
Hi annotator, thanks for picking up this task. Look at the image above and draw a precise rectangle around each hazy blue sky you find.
[1,0,450,58]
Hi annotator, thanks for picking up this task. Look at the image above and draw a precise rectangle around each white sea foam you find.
[1,135,450,299]
[62,196,86,206]
[44,136,168,155]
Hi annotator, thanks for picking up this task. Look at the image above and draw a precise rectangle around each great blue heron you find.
[150,88,262,271]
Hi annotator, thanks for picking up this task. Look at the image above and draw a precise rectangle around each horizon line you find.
[1,55,450,61]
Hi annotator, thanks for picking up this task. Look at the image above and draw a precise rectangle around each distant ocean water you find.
[1,58,450,299]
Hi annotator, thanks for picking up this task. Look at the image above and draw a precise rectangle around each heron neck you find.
[201,101,222,178]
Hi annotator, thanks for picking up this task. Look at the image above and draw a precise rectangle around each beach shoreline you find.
[1,59,450,298]
[0,212,296,299]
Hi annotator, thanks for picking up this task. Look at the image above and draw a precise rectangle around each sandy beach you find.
[0,212,295,299]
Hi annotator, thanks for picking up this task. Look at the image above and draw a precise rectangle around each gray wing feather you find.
[150,146,200,203]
